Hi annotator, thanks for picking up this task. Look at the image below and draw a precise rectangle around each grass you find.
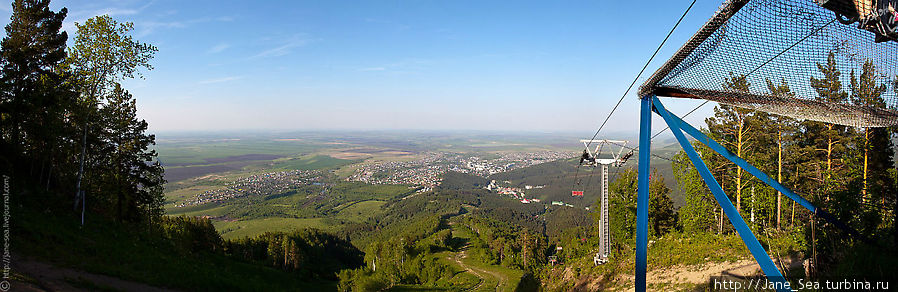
[448,222,525,292]
[214,199,390,240]
[215,217,336,240]
[166,179,414,240]
[273,154,357,171]
[166,202,230,217]
[457,255,524,292]
[647,232,751,268]
[336,200,386,221]
[155,138,325,165]
[15,193,334,291]
[387,251,482,292]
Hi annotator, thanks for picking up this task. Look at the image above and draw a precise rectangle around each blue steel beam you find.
[652,96,791,292]
[635,96,652,292]
[657,99,867,242]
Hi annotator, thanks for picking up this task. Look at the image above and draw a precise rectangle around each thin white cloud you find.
[94,7,139,17]
[251,35,312,59]
[198,76,243,85]
[208,43,230,54]
[358,67,386,71]
[64,1,157,36]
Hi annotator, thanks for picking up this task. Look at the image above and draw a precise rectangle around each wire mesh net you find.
[639,0,898,127]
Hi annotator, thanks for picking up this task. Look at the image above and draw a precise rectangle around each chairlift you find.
[816,0,898,42]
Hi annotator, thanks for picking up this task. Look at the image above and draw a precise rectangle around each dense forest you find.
[0,0,163,222]
[0,1,368,290]
[671,58,898,278]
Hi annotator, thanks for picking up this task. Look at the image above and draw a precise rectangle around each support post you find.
[635,95,652,292]
[652,96,790,292]
[601,163,610,259]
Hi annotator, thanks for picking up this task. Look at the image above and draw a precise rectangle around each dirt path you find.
[11,255,176,292]
[449,252,485,291]
[447,224,515,292]
[451,249,512,292]
[609,257,803,291]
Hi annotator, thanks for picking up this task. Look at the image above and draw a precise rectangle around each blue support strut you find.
[652,96,791,292]
[654,104,868,242]
[635,95,652,292]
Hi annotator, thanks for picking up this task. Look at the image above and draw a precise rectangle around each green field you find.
[273,154,359,170]
[155,137,329,165]
[209,199,389,240]
[215,217,335,239]
[337,200,387,221]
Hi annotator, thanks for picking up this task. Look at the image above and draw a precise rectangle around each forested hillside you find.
[0,1,365,290]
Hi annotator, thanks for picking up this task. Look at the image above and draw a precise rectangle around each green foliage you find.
[606,167,677,246]
[225,229,364,280]
[157,215,223,253]
[461,216,547,271]
[337,268,389,292]
[545,206,591,239]
[14,198,334,291]
[337,214,457,290]
[668,52,897,282]
[673,141,718,233]
[0,0,73,168]
[439,171,488,190]
[95,84,165,221]
[0,2,165,224]
[66,15,156,101]
[647,232,749,267]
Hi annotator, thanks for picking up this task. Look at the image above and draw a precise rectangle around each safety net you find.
[639,0,898,127]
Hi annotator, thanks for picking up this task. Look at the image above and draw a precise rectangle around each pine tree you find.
[848,60,888,205]
[807,52,850,202]
[607,168,676,241]
[96,84,164,221]
[65,15,158,222]
[765,78,799,229]
[706,73,755,214]
[0,0,71,183]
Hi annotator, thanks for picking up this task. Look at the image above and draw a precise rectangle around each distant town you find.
[176,150,574,208]
[175,170,323,207]
[346,151,571,188]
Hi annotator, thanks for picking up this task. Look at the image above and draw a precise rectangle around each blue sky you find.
[0,0,722,134]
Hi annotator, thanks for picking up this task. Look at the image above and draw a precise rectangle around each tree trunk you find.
[45,161,52,191]
[791,165,798,227]
[861,128,870,203]
[718,179,725,235]
[719,207,724,235]
[825,124,834,202]
[750,185,755,224]
[736,119,744,213]
[790,201,795,227]
[777,131,783,230]
[74,125,88,213]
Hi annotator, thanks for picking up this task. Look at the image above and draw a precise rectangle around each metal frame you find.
[580,139,629,265]
[580,139,628,166]
[634,95,868,292]
[637,96,798,291]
